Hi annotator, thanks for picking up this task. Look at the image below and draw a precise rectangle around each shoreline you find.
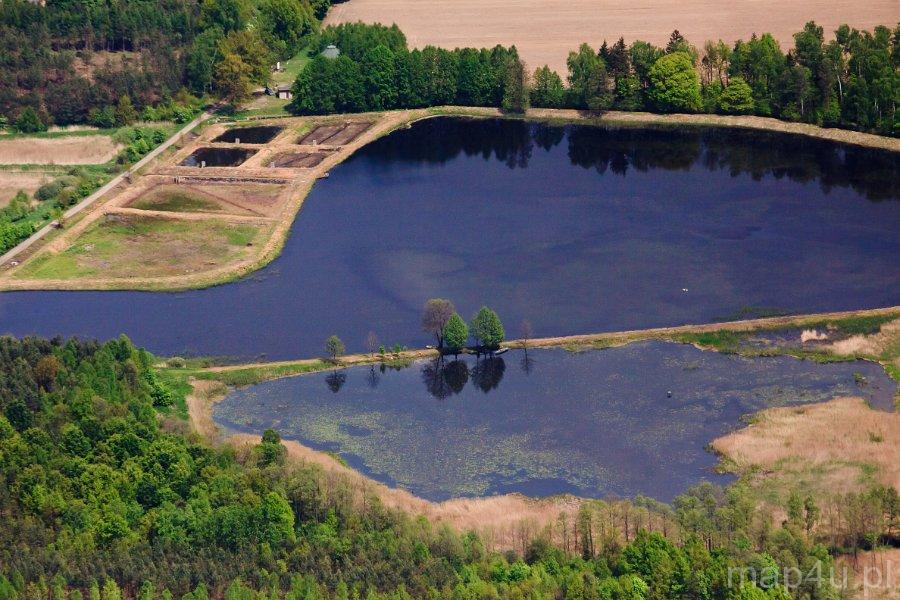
[187,378,590,552]
[1,106,897,292]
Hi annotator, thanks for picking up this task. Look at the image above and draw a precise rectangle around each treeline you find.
[1,334,897,599]
[290,23,528,114]
[290,22,899,136]
[0,0,332,129]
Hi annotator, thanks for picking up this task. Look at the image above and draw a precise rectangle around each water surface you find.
[214,342,896,501]
[213,126,283,144]
[2,119,897,358]
[181,147,256,167]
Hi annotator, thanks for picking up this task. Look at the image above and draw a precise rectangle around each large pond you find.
[1,118,898,359]
[214,342,897,501]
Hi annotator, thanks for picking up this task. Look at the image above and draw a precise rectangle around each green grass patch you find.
[132,192,221,213]
[804,313,896,336]
[273,49,313,86]
[671,330,742,352]
[0,127,120,141]
[193,360,333,387]
[154,368,191,420]
[16,215,266,280]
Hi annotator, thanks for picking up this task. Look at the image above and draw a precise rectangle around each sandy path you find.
[0,135,121,165]
[326,0,899,75]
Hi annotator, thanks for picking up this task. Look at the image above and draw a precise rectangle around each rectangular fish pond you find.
[181,147,257,167]
[212,126,283,144]
[213,341,897,502]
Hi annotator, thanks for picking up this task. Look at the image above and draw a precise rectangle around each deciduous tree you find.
[422,298,455,348]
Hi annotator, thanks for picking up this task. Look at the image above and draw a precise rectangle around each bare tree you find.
[422,298,455,348]
[365,331,379,356]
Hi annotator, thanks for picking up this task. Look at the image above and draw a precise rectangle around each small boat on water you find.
[493,347,509,356]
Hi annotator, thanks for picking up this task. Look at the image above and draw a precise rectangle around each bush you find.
[35,180,65,202]
[14,107,46,133]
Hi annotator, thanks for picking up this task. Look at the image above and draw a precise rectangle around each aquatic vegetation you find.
[214,342,896,501]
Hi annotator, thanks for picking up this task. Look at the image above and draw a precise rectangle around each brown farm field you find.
[0,171,51,206]
[326,0,900,74]
[0,134,121,165]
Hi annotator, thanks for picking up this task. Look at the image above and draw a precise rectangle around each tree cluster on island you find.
[422,298,506,355]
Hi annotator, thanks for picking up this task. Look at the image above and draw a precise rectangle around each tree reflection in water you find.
[325,371,346,393]
[419,355,509,399]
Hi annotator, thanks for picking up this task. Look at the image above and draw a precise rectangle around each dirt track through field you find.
[326,0,900,74]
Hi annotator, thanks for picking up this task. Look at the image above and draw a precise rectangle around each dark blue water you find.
[214,342,897,501]
[1,118,897,359]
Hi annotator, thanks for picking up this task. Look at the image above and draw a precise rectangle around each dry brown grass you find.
[829,318,900,360]
[0,171,51,206]
[713,397,900,494]
[0,135,120,165]
[326,0,899,75]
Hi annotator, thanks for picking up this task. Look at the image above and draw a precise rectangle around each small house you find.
[321,44,341,59]
[275,85,293,100]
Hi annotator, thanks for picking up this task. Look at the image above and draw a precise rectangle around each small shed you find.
[275,85,293,100]
[321,44,341,59]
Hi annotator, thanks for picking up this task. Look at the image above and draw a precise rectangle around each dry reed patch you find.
[0,135,120,165]
[713,397,900,493]
[326,0,899,75]
[0,171,50,206]
[15,213,272,280]
[187,379,229,439]
[829,318,900,359]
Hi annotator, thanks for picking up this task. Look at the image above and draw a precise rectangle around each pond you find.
[213,126,283,144]
[1,118,898,359]
[214,342,897,501]
[181,147,256,167]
